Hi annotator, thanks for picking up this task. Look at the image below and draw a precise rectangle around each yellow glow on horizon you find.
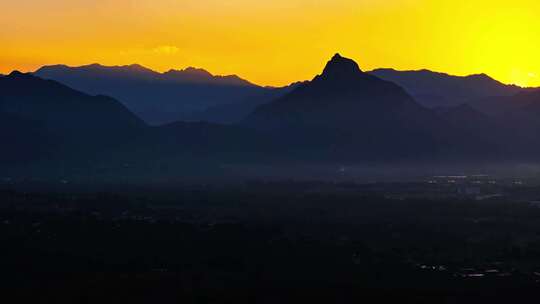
[1,0,540,87]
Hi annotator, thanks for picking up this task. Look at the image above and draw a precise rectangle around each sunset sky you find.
[2,0,540,87]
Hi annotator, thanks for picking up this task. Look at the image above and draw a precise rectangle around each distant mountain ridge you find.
[369,68,532,109]
[36,63,256,86]
[162,67,256,86]
[33,62,539,125]
[0,71,267,178]
[4,55,540,181]
[34,63,273,125]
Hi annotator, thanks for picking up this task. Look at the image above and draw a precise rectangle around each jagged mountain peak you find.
[320,53,363,80]
[165,67,212,77]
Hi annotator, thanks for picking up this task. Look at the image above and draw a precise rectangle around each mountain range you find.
[34,61,539,125]
[244,54,507,161]
[34,64,293,125]
[4,54,540,180]
[0,70,272,179]
[369,68,535,109]
[0,71,146,165]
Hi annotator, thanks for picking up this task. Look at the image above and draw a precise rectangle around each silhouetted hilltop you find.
[1,71,144,133]
[243,54,473,160]
[320,53,363,79]
[34,64,272,125]
[0,71,146,164]
[246,55,431,123]
[369,68,528,109]
[246,54,430,129]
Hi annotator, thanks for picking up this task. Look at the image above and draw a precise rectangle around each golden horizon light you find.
[2,0,540,87]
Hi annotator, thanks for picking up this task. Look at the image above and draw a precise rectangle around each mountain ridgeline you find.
[34,64,293,125]
[0,71,268,178]
[3,54,540,180]
[0,71,147,165]
[243,54,508,160]
[368,68,531,109]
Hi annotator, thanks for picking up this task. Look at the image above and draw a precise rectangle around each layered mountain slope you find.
[0,71,145,136]
[0,72,270,178]
[369,68,528,109]
[244,54,473,160]
[0,71,146,164]
[34,64,272,125]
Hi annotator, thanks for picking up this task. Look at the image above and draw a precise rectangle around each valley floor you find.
[2,182,540,303]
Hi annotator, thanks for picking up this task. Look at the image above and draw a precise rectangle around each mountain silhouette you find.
[34,64,276,125]
[246,54,431,129]
[0,72,274,178]
[243,54,469,160]
[369,68,530,109]
[1,71,144,135]
[5,55,540,180]
[0,71,146,165]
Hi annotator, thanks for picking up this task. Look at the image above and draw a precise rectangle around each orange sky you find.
[2,0,540,87]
